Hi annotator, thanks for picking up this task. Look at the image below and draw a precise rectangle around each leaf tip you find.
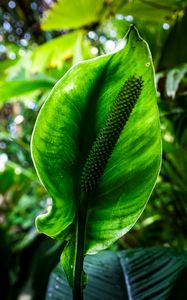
[126,24,143,42]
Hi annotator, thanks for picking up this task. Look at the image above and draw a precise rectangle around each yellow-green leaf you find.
[42,0,106,30]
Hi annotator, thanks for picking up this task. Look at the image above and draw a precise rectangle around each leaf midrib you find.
[72,58,114,294]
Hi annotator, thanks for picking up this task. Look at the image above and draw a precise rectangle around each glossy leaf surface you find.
[31,26,161,287]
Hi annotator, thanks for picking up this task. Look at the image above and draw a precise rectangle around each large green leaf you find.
[42,0,106,30]
[31,26,161,291]
[45,248,187,300]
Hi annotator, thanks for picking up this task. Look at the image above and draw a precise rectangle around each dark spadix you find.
[81,75,143,192]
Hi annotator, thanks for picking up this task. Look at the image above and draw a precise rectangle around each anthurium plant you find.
[31,25,161,299]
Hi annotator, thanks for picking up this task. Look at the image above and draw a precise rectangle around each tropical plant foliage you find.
[0,0,187,299]
[31,24,161,292]
[46,247,187,300]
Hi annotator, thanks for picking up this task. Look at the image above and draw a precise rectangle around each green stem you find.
[73,192,88,300]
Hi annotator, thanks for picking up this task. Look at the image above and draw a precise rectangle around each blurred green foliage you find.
[0,0,187,299]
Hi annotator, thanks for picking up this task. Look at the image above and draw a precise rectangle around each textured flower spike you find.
[81,76,144,192]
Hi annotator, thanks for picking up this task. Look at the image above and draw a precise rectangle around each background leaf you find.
[120,247,187,300]
[0,79,54,103]
[46,250,128,300]
[42,0,106,30]
[31,32,79,72]
[158,9,187,69]
[45,247,187,300]
[165,63,187,98]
